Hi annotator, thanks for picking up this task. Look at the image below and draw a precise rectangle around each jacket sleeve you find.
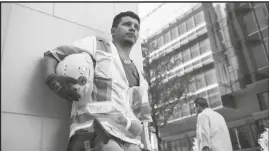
[197,114,211,150]
[139,77,152,123]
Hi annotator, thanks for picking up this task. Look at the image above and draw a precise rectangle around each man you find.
[194,97,233,151]
[43,11,152,151]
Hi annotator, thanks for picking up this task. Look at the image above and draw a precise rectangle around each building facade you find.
[143,3,268,151]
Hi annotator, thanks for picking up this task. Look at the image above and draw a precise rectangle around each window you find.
[183,48,192,71]
[250,118,269,147]
[181,103,190,117]
[237,125,252,149]
[208,87,221,108]
[150,40,158,51]
[205,68,218,85]
[178,22,187,36]
[229,128,241,150]
[171,27,179,40]
[171,141,177,151]
[250,41,268,69]
[186,17,195,31]
[190,43,200,58]
[258,91,269,110]
[157,36,164,48]
[183,48,191,63]
[253,4,269,29]
[176,140,182,151]
[195,73,206,89]
[188,76,197,93]
[194,11,205,26]
[175,52,183,65]
[164,31,172,44]
[189,137,196,151]
[229,126,252,150]
[199,38,210,54]
[242,12,258,35]
[181,139,189,151]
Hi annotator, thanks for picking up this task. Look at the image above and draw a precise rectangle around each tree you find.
[142,40,194,151]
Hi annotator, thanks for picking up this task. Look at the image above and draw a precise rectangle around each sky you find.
[138,3,198,39]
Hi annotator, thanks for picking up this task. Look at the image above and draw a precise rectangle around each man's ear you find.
[111,27,116,36]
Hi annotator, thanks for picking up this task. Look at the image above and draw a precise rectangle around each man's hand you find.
[110,114,142,137]
[129,120,143,137]
[46,74,81,101]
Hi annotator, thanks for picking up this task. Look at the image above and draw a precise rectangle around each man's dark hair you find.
[112,11,140,28]
[194,97,209,108]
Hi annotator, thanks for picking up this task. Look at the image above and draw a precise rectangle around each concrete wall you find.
[1,3,140,151]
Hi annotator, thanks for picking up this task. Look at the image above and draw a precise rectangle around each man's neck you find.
[113,41,133,59]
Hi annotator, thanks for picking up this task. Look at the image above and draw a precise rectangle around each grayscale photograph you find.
[1,2,268,151]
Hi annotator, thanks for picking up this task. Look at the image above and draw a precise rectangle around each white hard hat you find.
[56,52,94,99]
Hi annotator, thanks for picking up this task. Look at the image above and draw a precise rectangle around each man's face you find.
[112,16,140,45]
[195,104,203,115]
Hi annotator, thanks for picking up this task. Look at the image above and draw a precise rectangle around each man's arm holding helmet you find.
[43,37,97,101]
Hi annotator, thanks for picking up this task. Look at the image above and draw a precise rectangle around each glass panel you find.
[178,22,187,36]
[177,140,182,151]
[188,76,197,93]
[237,125,252,149]
[208,87,221,108]
[194,11,205,26]
[171,27,179,40]
[250,123,259,147]
[189,137,195,151]
[186,17,195,31]
[253,4,269,29]
[205,68,218,85]
[199,38,210,54]
[250,42,268,69]
[164,31,172,44]
[157,36,164,48]
[191,43,200,58]
[170,141,175,151]
[175,52,183,65]
[242,12,258,35]
[229,128,240,150]
[181,103,190,117]
[174,105,182,119]
[195,72,206,89]
[258,91,269,110]
[183,48,192,71]
[150,40,158,51]
[182,139,189,151]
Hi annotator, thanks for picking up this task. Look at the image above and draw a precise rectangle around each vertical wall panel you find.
[1,3,11,55]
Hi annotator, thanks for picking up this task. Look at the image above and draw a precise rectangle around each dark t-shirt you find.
[120,58,140,87]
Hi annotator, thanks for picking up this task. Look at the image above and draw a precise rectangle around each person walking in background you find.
[194,97,233,151]
[42,11,151,151]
